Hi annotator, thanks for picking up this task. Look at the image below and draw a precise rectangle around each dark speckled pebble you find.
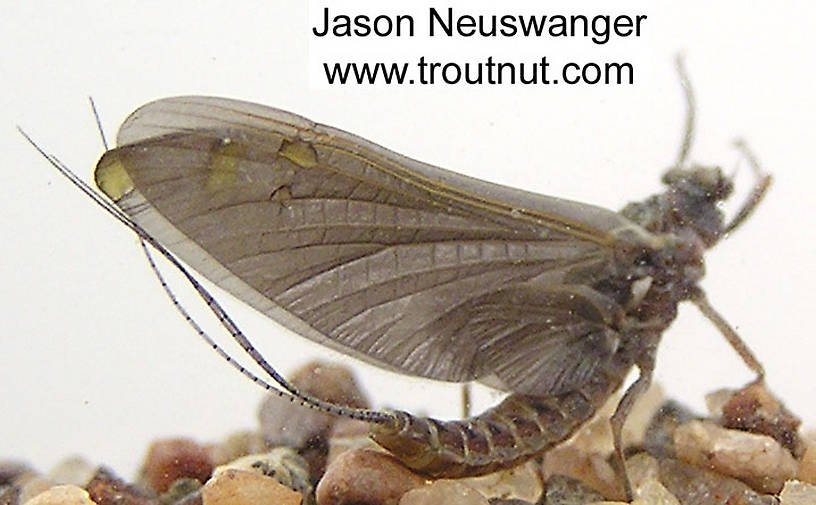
[543,474,604,505]
[86,466,156,505]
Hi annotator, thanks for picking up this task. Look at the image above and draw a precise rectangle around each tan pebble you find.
[567,383,664,456]
[542,445,622,500]
[779,480,816,504]
[316,449,424,505]
[458,461,541,503]
[626,452,660,491]
[705,388,734,418]
[565,392,618,454]
[674,420,796,493]
[213,448,312,499]
[47,456,96,487]
[632,478,680,505]
[23,484,97,505]
[18,475,57,505]
[399,480,487,505]
[796,434,816,484]
[658,457,776,505]
[202,468,301,505]
[140,438,213,493]
[622,383,666,449]
[585,502,628,505]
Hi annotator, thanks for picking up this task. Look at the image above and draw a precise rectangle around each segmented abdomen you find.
[369,352,632,478]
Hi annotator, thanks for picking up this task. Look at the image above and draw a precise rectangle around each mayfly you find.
[21,60,771,498]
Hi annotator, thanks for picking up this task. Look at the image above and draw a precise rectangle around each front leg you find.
[609,341,657,501]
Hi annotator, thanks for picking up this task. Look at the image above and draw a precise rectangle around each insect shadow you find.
[20,57,771,500]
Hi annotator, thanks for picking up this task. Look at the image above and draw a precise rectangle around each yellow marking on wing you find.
[95,155,135,201]
[279,139,318,168]
[206,138,245,192]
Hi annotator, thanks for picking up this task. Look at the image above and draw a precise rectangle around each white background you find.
[2,0,813,479]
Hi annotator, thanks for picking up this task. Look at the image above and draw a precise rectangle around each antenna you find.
[674,55,696,169]
[18,127,396,426]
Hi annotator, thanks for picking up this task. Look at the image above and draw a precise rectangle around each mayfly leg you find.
[609,344,657,501]
[461,383,472,418]
[724,140,772,236]
[692,144,769,381]
[692,289,765,379]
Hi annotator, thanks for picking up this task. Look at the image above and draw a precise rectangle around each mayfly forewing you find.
[95,96,649,399]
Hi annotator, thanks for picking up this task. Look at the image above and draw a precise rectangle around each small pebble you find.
[705,388,734,418]
[543,474,604,504]
[658,458,777,505]
[201,468,301,505]
[160,479,201,505]
[459,461,541,503]
[259,362,368,448]
[141,438,213,494]
[213,448,312,501]
[720,381,802,456]
[642,400,698,458]
[17,476,56,505]
[23,485,97,505]
[566,384,664,456]
[673,419,797,493]
[632,478,679,505]
[625,452,660,491]
[0,462,32,486]
[779,480,816,504]
[399,480,487,505]
[796,433,816,484]
[259,362,369,481]
[0,484,20,505]
[541,446,621,500]
[47,457,96,487]
[85,467,154,505]
[315,449,424,505]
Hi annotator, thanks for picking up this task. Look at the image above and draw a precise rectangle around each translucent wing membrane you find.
[96,96,650,396]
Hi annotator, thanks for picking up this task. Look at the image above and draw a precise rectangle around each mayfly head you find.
[620,165,734,249]
[661,164,734,246]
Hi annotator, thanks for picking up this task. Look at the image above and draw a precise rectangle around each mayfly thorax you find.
[21,60,771,499]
